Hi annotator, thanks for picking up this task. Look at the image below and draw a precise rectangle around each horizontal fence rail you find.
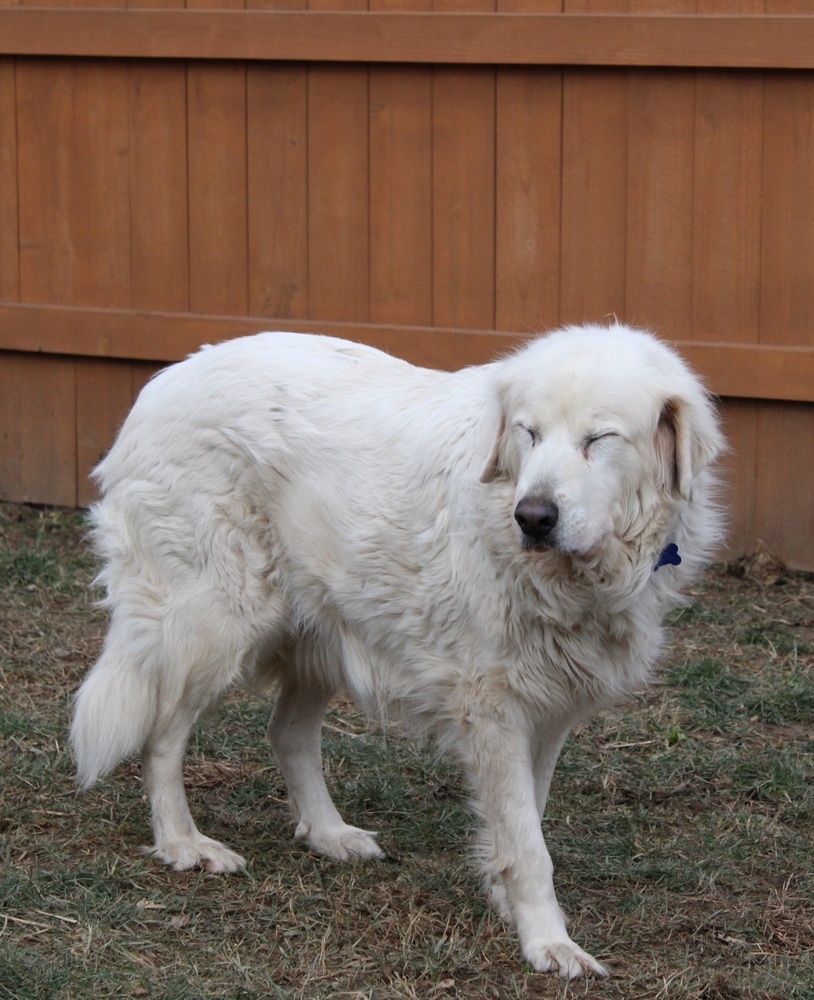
[3,12,814,68]
[2,304,813,404]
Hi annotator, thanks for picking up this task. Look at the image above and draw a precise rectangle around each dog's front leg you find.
[461,707,608,979]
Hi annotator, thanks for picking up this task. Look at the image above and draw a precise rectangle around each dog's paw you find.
[143,835,247,874]
[296,820,384,861]
[523,938,608,979]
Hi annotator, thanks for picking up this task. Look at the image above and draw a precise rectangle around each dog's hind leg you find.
[268,675,383,861]
[141,696,247,873]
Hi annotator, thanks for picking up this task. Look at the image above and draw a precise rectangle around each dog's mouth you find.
[521,533,602,561]
[523,538,551,554]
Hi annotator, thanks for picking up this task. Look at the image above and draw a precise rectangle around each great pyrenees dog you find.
[72,322,724,978]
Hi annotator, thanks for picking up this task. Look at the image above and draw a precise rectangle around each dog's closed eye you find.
[516,423,539,446]
[582,432,618,458]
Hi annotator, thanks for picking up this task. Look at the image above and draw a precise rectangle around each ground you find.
[0,501,812,1000]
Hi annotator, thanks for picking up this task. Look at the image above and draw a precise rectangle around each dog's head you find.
[480,323,725,558]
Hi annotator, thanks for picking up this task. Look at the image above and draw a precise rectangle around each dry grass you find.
[1,501,812,1000]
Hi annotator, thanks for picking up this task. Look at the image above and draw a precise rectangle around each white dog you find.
[71,323,724,978]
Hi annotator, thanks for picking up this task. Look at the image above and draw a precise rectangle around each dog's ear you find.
[480,383,508,484]
[655,395,725,500]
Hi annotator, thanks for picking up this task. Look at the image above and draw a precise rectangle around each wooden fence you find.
[1,3,813,568]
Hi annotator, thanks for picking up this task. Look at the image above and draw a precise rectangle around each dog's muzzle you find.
[514,497,559,548]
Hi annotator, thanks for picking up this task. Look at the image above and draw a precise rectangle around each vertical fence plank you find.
[72,61,131,309]
[495,67,562,335]
[495,0,560,334]
[432,67,496,329]
[17,61,79,304]
[247,65,309,320]
[497,0,560,335]
[307,65,370,322]
[129,61,189,313]
[369,0,431,326]
[715,398,758,561]
[692,71,763,342]
[560,68,629,325]
[306,0,367,321]
[188,62,249,316]
[626,69,695,338]
[0,354,76,506]
[0,60,18,303]
[760,73,814,347]
[369,66,433,326]
[754,402,814,569]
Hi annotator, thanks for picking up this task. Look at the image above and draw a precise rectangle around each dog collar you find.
[654,542,681,571]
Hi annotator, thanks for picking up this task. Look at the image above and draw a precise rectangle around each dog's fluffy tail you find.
[70,634,158,790]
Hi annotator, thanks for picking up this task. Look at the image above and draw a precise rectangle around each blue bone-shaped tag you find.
[654,542,681,571]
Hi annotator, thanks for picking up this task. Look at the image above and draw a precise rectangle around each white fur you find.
[71,323,724,978]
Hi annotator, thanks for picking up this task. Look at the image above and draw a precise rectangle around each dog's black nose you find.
[514,498,559,542]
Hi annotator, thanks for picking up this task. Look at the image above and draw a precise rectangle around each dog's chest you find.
[498,579,661,710]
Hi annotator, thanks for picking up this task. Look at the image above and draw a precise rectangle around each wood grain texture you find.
[560,69,629,325]
[17,60,131,307]
[188,62,249,316]
[626,69,695,338]
[369,67,433,325]
[128,62,189,311]
[0,353,76,506]
[2,305,813,403]
[692,70,763,343]
[432,67,496,329]
[75,358,134,506]
[6,12,814,68]
[247,65,309,319]
[754,402,814,570]
[496,68,562,333]
[0,60,18,303]
[370,0,432,323]
[715,398,758,563]
[760,73,814,348]
[307,66,370,322]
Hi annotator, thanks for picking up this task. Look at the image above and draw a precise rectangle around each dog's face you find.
[480,325,724,558]
[503,405,633,555]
